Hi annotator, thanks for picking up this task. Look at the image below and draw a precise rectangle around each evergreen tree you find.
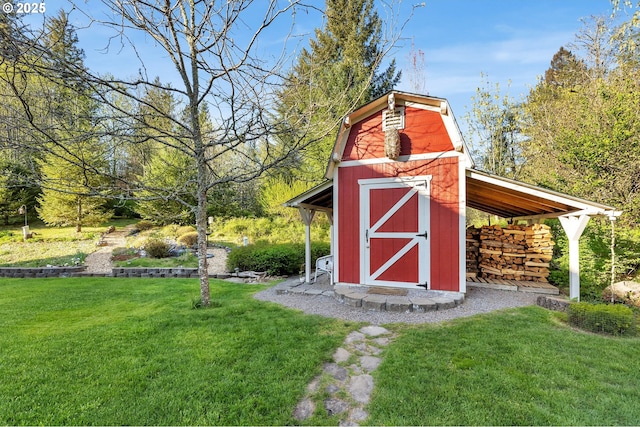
[544,46,588,89]
[275,0,401,184]
[36,10,111,231]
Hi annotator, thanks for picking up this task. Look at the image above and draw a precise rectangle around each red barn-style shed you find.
[287,91,620,298]
[330,92,469,292]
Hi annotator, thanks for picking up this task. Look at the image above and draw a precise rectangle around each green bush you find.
[176,225,196,237]
[177,231,198,247]
[144,238,171,258]
[567,302,636,336]
[160,224,180,237]
[135,220,155,232]
[226,241,330,276]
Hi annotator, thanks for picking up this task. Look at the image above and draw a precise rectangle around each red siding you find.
[429,159,459,291]
[337,157,460,290]
[342,106,454,160]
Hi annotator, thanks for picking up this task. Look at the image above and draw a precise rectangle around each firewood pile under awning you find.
[466,224,554,282]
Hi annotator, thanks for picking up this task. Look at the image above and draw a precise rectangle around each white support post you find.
[299,207,316,283]
[559,214,591,301]
[325,211,334,284]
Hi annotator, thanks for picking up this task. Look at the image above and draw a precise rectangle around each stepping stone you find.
[307,375,321,393]
[345,331,365,344]
[354,342,368,352]
[324,398,350,416]
[368,345,382,355]
[293,398,315,421]
[348,374,374,404]
[324,363,348,381]
[360,356,381,372]
[372,337,391,346]
[360,326,390,337]
[333,347,351,363]
[326,383,341,395]
[350,408,369,422]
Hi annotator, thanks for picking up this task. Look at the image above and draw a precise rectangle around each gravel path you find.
[84,229,130,274]
[83,226,230,275]
[255,277,539,325]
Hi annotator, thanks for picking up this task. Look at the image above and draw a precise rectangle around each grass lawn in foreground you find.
[369,306,640,426]
[0,278,354,425]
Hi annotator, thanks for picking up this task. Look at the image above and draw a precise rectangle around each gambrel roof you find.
[287,91,619,221]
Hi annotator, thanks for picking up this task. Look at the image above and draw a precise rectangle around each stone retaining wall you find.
[110,267,200,278]
[0,266,86,278]
[0,266,232,279]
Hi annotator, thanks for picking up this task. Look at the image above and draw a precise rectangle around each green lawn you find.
[2,278,640,426]
[0,278,354,425]
[369,306,640,426]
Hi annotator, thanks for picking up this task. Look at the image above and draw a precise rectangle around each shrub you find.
[160,224,180,237]
[177,232,199,247]
[135,220,155,232]
[144,238,171,258]
[176,225,196,237]
[567,302,636,336]
[111,247,139,262]
[226,241,330,276]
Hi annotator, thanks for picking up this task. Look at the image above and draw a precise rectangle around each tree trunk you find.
[76,197,82,232]
[196,177,210,306]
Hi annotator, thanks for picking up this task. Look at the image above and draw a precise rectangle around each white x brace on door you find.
[359,176,431,288]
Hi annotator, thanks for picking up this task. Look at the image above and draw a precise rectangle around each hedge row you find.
[226,241,330,276]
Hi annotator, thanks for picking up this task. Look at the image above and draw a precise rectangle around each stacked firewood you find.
[466,223,554,282]
[465,227,480,278]
[523,224,554,281]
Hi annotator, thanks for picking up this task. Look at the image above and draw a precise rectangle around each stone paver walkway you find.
[293,325,396,426]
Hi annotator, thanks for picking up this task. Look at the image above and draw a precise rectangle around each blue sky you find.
[394,0,616,117]
[31,1,619,125]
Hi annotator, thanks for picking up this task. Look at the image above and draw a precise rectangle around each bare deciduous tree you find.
[1,1,414,306]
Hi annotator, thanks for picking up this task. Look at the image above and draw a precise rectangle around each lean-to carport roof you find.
[284,180,333,213]
[466,169,618,219]
[285,169,618,220]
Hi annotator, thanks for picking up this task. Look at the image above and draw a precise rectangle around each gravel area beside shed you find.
[254,277,540,325]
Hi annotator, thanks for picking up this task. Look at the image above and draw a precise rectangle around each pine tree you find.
[275,0,401,184]
[544,46,587,88]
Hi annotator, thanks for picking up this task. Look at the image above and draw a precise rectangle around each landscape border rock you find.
[602,281,640,308]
